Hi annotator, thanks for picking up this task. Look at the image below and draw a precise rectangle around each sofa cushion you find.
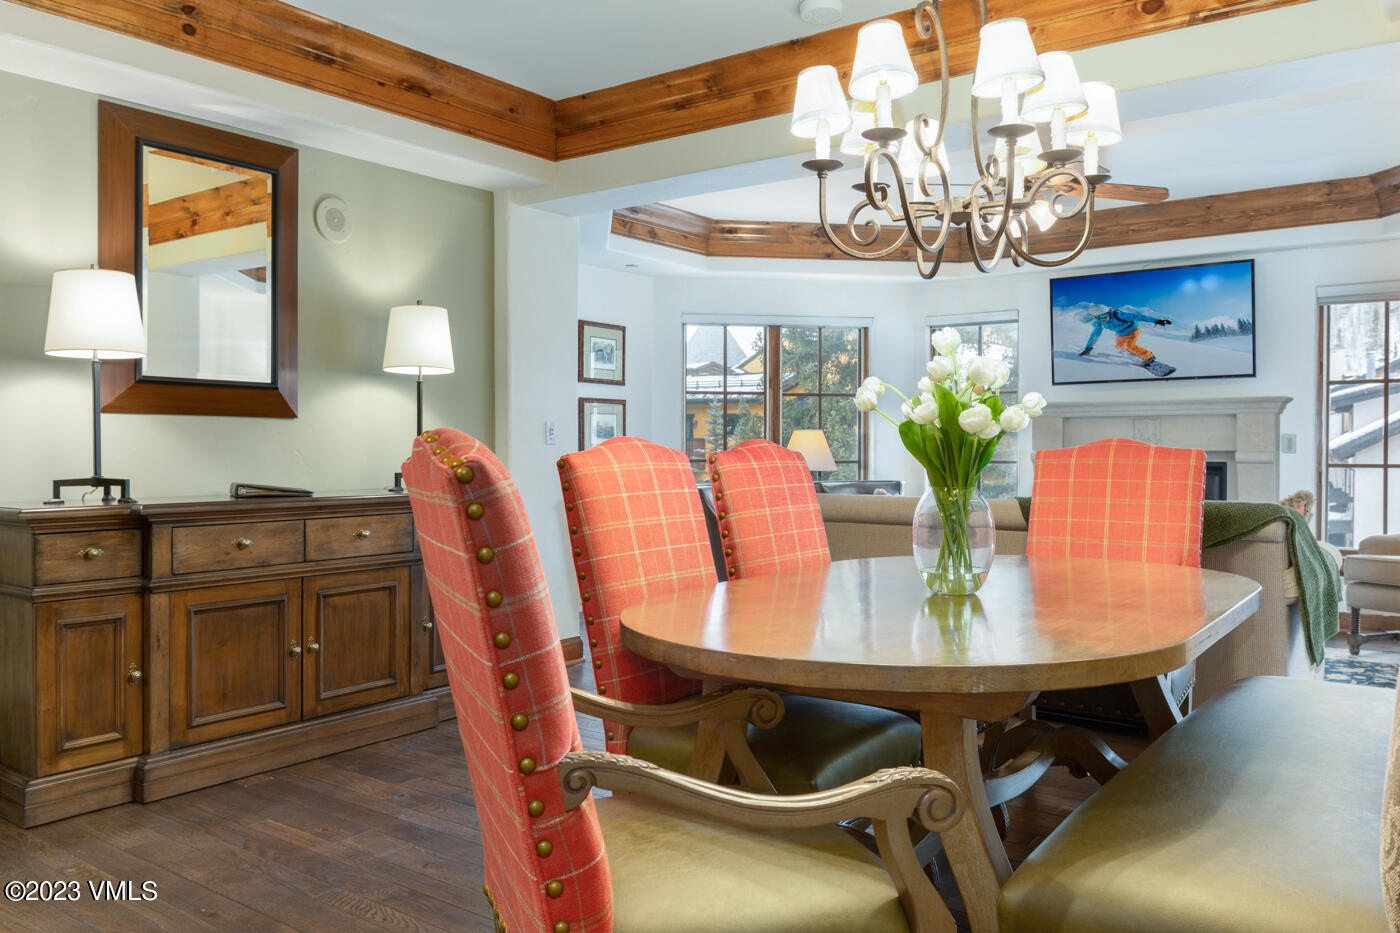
[999,677,1395,933]
[627,693,922,795]
[598,792,909,933]
[1348,581,1400,616]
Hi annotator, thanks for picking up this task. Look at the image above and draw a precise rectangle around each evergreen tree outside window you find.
[683,324,868,479]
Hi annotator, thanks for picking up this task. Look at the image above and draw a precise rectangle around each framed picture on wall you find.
[579,398,626,450]
[579,320,626,385]
[1049,259,1256,385]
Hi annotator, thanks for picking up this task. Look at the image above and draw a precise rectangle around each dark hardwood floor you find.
[3,631,1384,933]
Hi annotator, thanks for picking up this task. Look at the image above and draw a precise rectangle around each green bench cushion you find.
[999,676,1395,933]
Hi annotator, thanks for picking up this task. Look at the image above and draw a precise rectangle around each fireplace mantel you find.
[1032,396,1293,501]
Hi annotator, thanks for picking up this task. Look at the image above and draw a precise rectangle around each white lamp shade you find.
[44,268,146,360]
[1066,81,1123,146]
[791,65,852,138]
[787,429,837,472]
[1021,51,1088,123]
[840,100,877,155]
[971,18,1043,98]
[897,118,950,181]
[383,304,455,375]
[848,19,919,101]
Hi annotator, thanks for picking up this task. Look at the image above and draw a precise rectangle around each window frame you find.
[1317,300,1400,547]
[682,323,869,478]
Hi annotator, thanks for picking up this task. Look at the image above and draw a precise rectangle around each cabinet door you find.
[426,605,448,690]
[170,580,302,746]
[37,595,144,775]
[412,567,448,691]
[303,568,410,718]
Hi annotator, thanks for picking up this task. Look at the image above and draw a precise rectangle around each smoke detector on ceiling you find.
[798,0,843,26]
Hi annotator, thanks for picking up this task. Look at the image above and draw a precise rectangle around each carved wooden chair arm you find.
[559,751,963,933]
[568,685,784,730]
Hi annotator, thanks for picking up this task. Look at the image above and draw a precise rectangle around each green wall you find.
[0,70,493,502]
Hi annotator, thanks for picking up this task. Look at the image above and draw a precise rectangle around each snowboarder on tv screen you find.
[1078,308,1175,376]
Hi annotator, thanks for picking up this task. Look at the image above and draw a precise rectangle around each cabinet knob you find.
[233,538,254,550]
[79,546,105,560]
[127,663,143,684]
[306,638,320,655]
[289,641,302,657]
[353,528,372,539]
[421,618,434,632]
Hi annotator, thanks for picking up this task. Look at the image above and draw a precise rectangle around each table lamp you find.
[383,300,454,492]
[42,267,147,505]
[787,429,837,480]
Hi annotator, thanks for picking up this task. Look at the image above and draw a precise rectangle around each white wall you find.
[577,265,665,444]
[638,233,1400,501]
[494,199,583,637]
[0,70,494,501]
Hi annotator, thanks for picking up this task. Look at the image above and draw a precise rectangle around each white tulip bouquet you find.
[854,327,1045,593]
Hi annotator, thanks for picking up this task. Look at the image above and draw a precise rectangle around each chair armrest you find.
[560,751,962,933]
[569,686,784,730]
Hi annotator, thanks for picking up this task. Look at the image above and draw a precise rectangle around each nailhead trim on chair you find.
[707,463,741,580]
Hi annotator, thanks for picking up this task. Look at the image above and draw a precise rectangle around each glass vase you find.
[913,486,995,596]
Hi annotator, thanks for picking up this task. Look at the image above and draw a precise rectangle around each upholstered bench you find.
[998,676,1398,932]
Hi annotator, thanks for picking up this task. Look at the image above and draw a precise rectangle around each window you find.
[929,317,1019,499]
[1320,301,1400,548]
[683,324,867,479]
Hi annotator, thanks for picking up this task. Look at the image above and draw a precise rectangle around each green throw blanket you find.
[1015,497,1340,666]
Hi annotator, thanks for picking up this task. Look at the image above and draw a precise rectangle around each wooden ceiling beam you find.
[611,166,1399,265]
[10,0,556,160]
[555,0,1314,159]
[11,0,1310,164]
[146,177,270,246]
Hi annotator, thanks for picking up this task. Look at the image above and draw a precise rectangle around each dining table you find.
[619,554,1262,933]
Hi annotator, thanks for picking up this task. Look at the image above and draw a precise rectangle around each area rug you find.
[1324,657,1399,689]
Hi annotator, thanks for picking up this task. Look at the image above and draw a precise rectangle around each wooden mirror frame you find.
[98,101,298,418]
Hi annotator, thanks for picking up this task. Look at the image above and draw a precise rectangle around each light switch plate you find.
[544,421,557,446]
[1132,418,1161,444]
[1281,433,1297,454]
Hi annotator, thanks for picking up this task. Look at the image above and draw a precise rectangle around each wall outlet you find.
[1281,433,1297,454]
[1132,418,1161,444]
[544,421,557,446]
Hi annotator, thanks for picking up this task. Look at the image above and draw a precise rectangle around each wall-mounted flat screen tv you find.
[1049,259,1256,385]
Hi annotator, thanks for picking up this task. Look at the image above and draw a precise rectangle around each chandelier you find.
[790,1,1123,278]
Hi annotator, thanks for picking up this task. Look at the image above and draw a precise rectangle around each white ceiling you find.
[283,0,907,98]
[665,44,1400,223]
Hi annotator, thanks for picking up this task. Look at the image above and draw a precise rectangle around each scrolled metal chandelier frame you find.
[794,0,1122,280]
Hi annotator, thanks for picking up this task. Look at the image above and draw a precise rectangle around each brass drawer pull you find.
[79,546,105,560]
[306,638,321,655]
[289,640,302,657]
[233,538,254,550]
[353,528,372,539]
[127,662,143,684]
[421,618,434,632]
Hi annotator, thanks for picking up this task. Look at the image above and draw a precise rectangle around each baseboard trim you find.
[562,635,584,666]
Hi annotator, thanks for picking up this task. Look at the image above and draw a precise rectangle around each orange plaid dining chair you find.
[1027,437,1207,732]
[406,428,963,933]
[558,437,920,793]
[710,439,830,579]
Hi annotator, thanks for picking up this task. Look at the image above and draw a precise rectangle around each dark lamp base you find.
[45,475,136,506]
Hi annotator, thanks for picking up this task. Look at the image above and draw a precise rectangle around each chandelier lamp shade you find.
[790,0,1123,279]
[43,267,147,505]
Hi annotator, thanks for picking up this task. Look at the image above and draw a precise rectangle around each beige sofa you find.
[817,494,1321,707]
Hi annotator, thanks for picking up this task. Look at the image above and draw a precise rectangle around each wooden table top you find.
[620,555,1262,695]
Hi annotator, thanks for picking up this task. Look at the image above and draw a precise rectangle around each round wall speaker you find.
[798,0,843,25]
[314,196,353,243]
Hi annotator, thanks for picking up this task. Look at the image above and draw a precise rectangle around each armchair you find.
[1344,534,1400,654]
[401,429,966,933]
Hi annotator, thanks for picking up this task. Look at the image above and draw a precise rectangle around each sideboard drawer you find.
[306,514,415,561]
[35,530,143,584]
[172,521,305,574]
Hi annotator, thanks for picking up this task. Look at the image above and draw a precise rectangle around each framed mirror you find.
[98,102,298,417]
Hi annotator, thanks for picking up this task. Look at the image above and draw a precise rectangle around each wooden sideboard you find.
[0,490,453,827]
